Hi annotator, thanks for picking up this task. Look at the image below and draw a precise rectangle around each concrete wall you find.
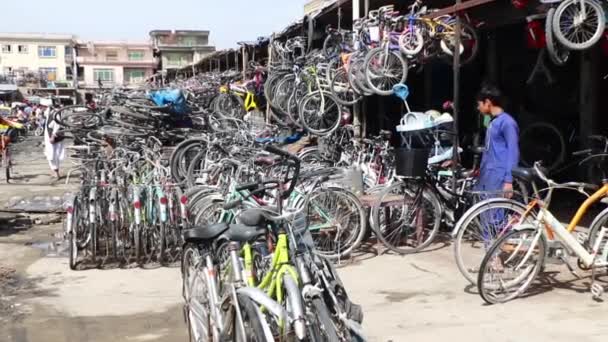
[0,40,71,80]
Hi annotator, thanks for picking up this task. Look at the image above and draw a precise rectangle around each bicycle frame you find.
[514,183,608,268]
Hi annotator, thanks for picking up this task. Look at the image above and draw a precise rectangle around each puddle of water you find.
[28,241,69,258]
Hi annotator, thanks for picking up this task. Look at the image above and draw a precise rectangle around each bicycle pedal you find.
[591,282,604,299]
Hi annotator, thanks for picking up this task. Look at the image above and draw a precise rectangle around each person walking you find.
[43,106,64,180]
[475,85,519,198]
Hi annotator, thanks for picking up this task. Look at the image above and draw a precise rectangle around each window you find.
[18,45,28,54]
[179,37,197,46]
[125,69,146,84]
[38,46,56,58]
[105,50,118,62]
[93,68,114,82]
[166,53,191,67]
[2,45,12,53]
[128,50,145,61]
[66,66,73,81]
[39,67,57,81]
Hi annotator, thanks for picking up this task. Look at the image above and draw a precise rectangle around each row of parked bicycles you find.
[54,22,608,340]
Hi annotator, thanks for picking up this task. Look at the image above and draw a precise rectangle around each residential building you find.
[0,33,76,83]
[149,30,215,71]
[75,41,156,89]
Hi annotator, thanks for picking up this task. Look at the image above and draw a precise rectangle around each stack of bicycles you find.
[181,144,366,341]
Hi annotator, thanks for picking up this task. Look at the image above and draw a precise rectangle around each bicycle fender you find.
[451,198,528,238]
[236,287,288,325]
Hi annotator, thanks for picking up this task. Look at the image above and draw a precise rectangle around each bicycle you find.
[477,161,608,303]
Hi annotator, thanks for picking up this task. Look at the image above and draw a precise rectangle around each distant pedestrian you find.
[43,107,65,180]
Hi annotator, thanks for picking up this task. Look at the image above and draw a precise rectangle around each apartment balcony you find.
[76,56,158,67]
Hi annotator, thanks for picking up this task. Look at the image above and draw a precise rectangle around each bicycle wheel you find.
[214,93,245,118]
[552,0,606,50]
[441,21,479,66]
[4,148,9,183]
[371,181,442,254]
[399,27,425,56]
[183,247,213,342]
[235,294,267,342]
[477,228,546,304]
[585,207,608,267]
[308,187,367,260]
[68,196,82,270]
[307,297,341,342]
[363,47,408,96]
[330,68,362,106]
[519,122,565,172]
[453,199,535,285]
[546,8,571,66]
[298,91,341,136]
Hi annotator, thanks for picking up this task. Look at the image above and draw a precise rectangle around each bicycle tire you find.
[363,47,408,96]
[519,122,565,172]
[586,207,608,267]
[298,91,342,136]
[4,149,9,183]
[330,68,362,106]
[235,294,268,342]
[68,197,81,270]
[545,8,570,66]
[477,228,546,304]
[399,27,425,56]
[183,247,213,342]
[453,199,533,285]
[309,297,341,342]
[552,0,606,50]
[371,181,442,254]
[308,187,367,260]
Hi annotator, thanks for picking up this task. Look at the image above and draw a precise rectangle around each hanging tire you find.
[363,47,408,96]
[545,8,570,66]
[399,27,425,56]
[552,0,606,50]
[519,121,565,172]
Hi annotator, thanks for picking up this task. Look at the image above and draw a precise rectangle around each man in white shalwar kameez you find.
[43,107,64,179]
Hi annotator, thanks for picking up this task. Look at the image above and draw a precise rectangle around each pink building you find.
[76,41,157,89]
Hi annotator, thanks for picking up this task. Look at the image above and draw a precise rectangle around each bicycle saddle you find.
[512,166,547,183]
[183,223,266,243]
[238,207,280,226]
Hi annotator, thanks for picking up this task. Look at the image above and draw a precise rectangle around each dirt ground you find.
[2,137,608,342]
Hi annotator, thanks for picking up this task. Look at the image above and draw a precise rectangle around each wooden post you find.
[242,46,248,79]
[451,0,462,190]
[352,0,363,137]
[235,51,239,71]
[266,38,273,123]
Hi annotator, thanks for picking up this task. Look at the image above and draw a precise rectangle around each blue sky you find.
[0,0,306,48]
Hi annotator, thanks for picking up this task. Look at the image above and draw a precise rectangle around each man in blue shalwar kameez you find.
[476,86,520,198]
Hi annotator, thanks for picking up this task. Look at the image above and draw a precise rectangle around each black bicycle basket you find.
[395,148,429,178]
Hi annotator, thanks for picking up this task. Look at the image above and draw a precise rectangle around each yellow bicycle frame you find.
[219,85,258,112]
[242,231,299,330]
